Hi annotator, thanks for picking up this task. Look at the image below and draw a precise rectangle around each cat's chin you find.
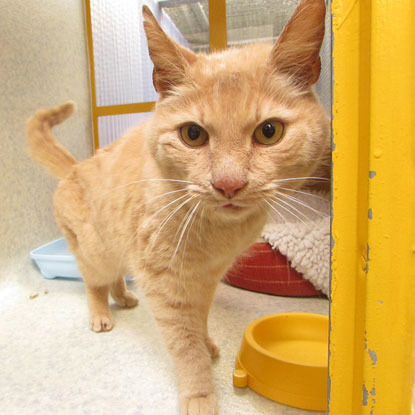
[213,203,256,221]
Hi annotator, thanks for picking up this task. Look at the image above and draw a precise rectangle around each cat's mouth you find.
[215,201,256,219]
[222,203,241,210]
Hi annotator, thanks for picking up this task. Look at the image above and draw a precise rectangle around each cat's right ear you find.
[268,0,326,89]
[142,6,197,96]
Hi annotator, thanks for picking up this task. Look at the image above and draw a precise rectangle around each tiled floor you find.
[1,256,329,415]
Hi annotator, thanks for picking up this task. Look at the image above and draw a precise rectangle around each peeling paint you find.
[363,384,369,406]
[368,349,378,366]
[371,399,377,414]
[327,375,331,403]
[378,300,384,305]
[367,378,377,413]
[368,208,373,219]
[374,149,382,158]
[364,244,370,273]
[369,171,377,178]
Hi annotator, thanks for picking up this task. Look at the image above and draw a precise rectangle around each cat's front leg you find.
[144,285,218,415]
[205,336,220,359]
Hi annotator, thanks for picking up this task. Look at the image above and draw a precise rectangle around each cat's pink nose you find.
[211,178,247,199]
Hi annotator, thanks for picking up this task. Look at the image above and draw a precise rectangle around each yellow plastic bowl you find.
[234,313,329,411]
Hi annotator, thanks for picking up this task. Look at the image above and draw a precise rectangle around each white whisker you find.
[268,197,311,230]
[263,199,288,224]
[271,196,312,225]
[179,201,201,275]
[108,192,190,278]
[142,195,196,272]
[276,192,329,218]
[272,177,330,183]
[145,188,188,204]
[96,178,193,201]
[197,206,205,244]
[144,193,189,223]
[172,198,197,244]
[154,196,196,244]
[170,200,200,269]
[134,192,189,239]
[275,186,330,203]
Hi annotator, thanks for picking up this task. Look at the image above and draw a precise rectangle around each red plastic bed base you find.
[225,242,323,297]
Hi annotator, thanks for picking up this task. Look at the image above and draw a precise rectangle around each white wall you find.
[0,0,92,267]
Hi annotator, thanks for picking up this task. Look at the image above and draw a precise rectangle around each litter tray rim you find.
[29,237,74,262]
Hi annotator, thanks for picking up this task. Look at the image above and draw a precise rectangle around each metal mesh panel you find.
[158,1,210,52]
[315,0,332,114]
[90,0,190,106]
[225,0,298,46]
[90,0,150,106]
[98,112,153,147]
[162,0,332,113]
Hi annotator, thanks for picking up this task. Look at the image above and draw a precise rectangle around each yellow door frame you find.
[84,0,415,412]
[330,0,415,413]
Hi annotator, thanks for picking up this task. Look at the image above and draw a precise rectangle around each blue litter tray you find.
[30,238,81,279]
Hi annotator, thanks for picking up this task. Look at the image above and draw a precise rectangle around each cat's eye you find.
[254,120,284,145]
[180,124,209,147]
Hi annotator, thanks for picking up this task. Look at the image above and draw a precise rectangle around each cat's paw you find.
[205,337,220,358]
[90,314,113,332]
[112,290,139,308]
[180,393,217,415]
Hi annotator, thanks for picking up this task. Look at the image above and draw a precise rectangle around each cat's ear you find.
[268,0,326,89]
[142,6,197,96]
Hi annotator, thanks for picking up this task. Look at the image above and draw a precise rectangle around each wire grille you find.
[161,0,332,112]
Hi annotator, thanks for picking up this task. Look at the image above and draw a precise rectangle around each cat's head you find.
[142,0,330,221]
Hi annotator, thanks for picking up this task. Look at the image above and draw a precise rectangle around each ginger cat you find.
[27,0,329,413]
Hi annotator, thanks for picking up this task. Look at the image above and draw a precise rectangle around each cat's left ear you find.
[143,6,197,96]
[268,0,326,89]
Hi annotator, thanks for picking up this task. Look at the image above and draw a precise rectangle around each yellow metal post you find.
[362,0,415,413]
[95,102,155,117]
[84,0,99,151]
[208,0,227,51]
[330,0,369,412]
[330,0,415,413]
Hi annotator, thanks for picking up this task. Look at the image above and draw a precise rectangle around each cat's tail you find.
[26,101,78,179]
